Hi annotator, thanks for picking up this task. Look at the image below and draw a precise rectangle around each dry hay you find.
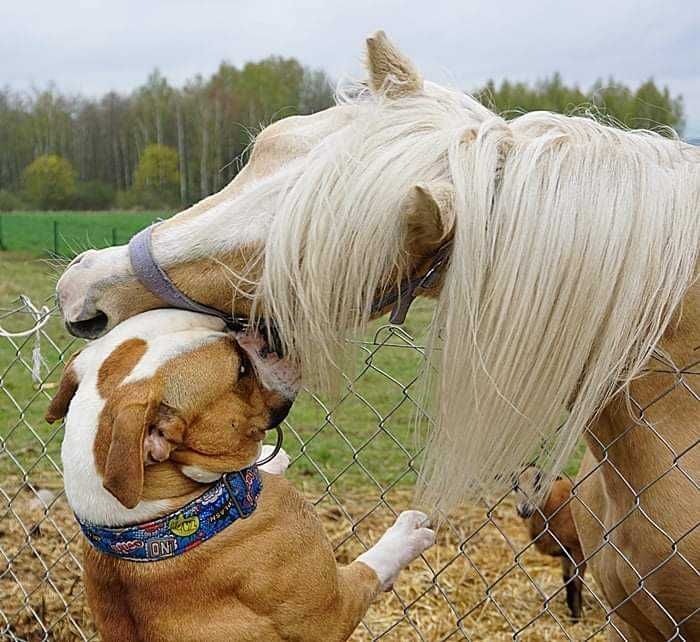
[1,476,607,641]
[0,475,96,641]
[321,488,608,641]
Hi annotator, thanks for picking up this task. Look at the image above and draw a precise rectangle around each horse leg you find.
[607,615,650,642]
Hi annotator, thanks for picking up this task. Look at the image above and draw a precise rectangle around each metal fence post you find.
[53,220,59,256]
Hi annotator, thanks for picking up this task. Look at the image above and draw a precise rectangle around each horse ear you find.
[404,182,455,256]
[365,30,422,97]
[45,351,82,424]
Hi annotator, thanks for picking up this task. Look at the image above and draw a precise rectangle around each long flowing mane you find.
[254,80,700,512]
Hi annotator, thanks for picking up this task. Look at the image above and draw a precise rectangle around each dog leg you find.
[289,512,434,642]
[320,562,384,642]
[257,445,290,475]
[357,510,435,591]
[323,511,433,642]
[562,557,583,621]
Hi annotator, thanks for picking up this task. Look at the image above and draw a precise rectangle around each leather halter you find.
[129,226,249,331]
[370,242,453,324]
[128,224,452,329]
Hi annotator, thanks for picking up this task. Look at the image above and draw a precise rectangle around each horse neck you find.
[658,277,700,363]
[585,279,700,469]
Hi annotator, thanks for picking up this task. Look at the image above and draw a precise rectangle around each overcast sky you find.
[2,1,699,137]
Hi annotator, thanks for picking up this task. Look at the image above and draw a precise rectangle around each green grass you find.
[0,211,168,257]
[0,244,586,494]
[1,253,79,483]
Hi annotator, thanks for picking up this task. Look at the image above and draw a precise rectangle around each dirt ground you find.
[1,477,608,641]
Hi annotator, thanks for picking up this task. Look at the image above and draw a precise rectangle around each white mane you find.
[254,81,700,512]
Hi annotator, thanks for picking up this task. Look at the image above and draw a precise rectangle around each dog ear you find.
[45,351,82,424]
[102,397,159,509]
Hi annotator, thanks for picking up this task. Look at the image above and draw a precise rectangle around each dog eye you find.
[237,352,253,379]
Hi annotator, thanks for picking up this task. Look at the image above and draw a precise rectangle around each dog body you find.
[82,473,382,641]
[49,309,434,642]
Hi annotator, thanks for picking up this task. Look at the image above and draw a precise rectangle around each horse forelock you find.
[252,79,700,512]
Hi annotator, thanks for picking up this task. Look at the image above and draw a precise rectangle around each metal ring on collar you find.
[255,424,284,467]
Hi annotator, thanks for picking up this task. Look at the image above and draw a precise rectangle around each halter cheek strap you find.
[370,242,452,324]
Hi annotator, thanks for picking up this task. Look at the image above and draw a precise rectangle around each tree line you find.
[0,57,335,211]
[478,73,684,133]
[0,62,685,211]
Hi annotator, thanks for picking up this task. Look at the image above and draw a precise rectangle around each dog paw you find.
[386,510,435,566]
[357,510,435,591]
[258,445,290,475]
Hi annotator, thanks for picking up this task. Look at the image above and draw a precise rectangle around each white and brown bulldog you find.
[47,309,434,642]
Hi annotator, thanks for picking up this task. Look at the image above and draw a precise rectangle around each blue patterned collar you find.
[78,466,262,562]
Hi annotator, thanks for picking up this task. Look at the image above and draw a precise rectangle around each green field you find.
[0,211,169,257]
[1,211,585,494]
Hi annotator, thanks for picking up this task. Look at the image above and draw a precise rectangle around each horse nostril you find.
[66,311,109,339]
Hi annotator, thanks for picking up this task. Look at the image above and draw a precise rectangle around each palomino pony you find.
[55,33,698,639]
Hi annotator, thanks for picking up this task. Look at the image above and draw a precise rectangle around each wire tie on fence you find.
[32,324,47,387]
[0,296,51,386]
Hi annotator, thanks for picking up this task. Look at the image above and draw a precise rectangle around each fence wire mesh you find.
[0,295,697,641]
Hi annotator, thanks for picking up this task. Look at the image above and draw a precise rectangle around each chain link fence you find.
[1,295,697,641]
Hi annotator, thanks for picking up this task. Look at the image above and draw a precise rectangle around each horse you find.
[572,292,700,640]
[55,32,699,639]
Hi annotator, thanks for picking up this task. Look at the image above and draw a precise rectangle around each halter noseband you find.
[128,225,249,331]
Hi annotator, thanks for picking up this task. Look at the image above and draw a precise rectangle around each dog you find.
[515,466,586,621]
[46,309,435,642]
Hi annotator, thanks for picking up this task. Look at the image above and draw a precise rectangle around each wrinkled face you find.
[134,332,295,477]
[46,309,298,509]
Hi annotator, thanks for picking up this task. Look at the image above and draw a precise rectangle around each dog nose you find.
[267,399,294,429]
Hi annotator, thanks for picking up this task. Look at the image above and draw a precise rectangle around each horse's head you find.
[55,108,337,338]
[56,31,457,340]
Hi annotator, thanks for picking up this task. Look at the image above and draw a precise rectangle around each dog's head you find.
[514,466,544,519]
[513,465,565,519]
[46,310,298,509]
